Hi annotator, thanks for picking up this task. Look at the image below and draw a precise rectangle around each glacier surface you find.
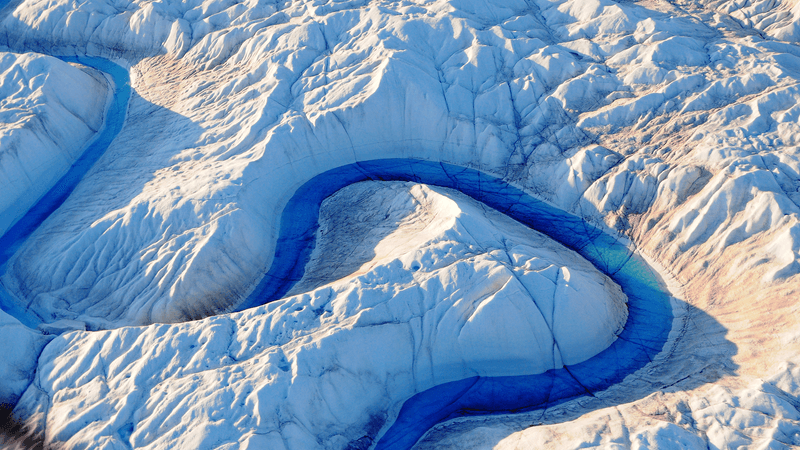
[13,181,629,449]
[1,0,800,448]
[0,52,107,237]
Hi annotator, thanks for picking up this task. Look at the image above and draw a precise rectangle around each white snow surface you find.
[1,0,800,448]
[0,51,107,236]
[422,358,800,449]
[1,0,800,329]
[0,51,105,407]
[12,181,627,450]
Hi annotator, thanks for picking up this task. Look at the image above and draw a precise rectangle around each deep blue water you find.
[0,55,672,449]
[234,159,673,449]
[0,56,130,326]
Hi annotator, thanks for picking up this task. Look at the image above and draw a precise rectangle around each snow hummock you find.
[0,51,107,236]
[12,181,627,449]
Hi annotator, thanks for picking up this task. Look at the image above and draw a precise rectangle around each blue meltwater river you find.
[0,58,672,449]
[236,159,674,449]
[0,56,131,328]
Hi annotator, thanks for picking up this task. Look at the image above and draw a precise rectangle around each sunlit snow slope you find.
[13,182,628,449]
[0,52,107,237]
[0,51,110,410]
[2,0,800,448]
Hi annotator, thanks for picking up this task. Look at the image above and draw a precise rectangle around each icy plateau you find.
[1,0,800,449]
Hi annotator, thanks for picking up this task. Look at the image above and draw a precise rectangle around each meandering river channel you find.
[0,57,673,450]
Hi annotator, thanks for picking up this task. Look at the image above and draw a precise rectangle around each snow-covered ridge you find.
[0,51,107,237]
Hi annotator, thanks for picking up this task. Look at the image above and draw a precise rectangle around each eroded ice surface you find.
[11,182,627,449]
[2,0,800,448]
[0,0,799,333]
[0,51,107,237]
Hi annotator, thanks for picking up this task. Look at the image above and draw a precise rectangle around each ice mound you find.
[11,181,627,450]
[0,51,108,236]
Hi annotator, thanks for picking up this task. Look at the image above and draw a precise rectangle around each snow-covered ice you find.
[11,182,628,449]
[0,51,108,410]
[0,307,50,409]
[429,363,800,449]
[0,51,107,237]
[1,0,800,448]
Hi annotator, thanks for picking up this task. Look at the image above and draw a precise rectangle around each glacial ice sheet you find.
[477,370,800,450]
[1,0,799,332]
[0,56,129,271]
[0,55,131,408]
[226,160,674,447]
[0,52,108,238]
[0,53,122,408]
[0,0,800,447]
[11,181,634,450]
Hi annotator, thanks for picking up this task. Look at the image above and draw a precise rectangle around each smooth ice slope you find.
[12,182,628,450]
[0,51,107,236]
